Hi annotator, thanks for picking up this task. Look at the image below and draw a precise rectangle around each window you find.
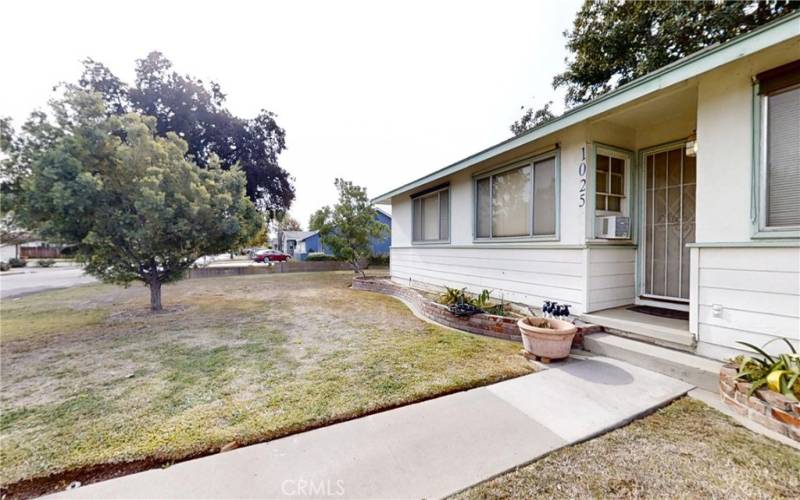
[595,151,626,214]
[475,154,557,239]
[412,186,449,242]
[757,60,800,231]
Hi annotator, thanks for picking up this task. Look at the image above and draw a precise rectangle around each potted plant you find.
[517,315,577,361]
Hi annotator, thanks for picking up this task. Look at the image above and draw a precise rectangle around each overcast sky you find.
[1,0,582,229]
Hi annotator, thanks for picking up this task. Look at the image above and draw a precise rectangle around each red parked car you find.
[253,249,290,263]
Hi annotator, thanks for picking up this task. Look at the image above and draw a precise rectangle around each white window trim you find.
[472,150,560,242]
[411,186,450,245]
[595,146,631,217]
[755,85,800,237]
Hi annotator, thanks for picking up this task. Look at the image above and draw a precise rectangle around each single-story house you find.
[373,13,800,361]
[278,231,326,260]
[277,210,392,260]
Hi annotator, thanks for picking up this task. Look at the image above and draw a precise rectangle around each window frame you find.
[591,143,635,240]
[752,80,800,238]
[472,149,560,242]
[411,184,451,245]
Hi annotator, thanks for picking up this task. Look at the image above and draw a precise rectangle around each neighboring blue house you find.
[280,209,391,261]
[371,208,392,256]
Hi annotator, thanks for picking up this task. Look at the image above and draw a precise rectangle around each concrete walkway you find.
[52,356,692,499]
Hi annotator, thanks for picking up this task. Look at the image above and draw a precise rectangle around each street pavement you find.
[0,266,97,299]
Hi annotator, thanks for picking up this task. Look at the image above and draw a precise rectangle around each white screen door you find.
[642,145,695,302]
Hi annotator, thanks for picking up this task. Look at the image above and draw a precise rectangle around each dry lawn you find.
[456,397,800,499]
[0,271,533,487]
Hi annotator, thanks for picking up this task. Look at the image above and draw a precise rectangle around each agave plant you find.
[735,337,799,401]
[438,286,468,305]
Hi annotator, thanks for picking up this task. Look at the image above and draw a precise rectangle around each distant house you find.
[277,210,392,261]
[279,231,324,260]
[1,240,65,262]
[0,244,19,262]
[372,208,392,256]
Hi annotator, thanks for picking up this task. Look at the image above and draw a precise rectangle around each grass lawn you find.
[0,271,533,490]
[456,397,800,499]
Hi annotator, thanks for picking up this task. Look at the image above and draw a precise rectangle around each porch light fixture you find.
[685,131,698,157]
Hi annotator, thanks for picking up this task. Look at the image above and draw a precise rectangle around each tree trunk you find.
[351,258,365,279]
[149,278,162,312]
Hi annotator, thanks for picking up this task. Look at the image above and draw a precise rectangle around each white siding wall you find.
[391,246,586,313]
[586,246,637,312]
[695,247,800,359]
[691,42,800,360]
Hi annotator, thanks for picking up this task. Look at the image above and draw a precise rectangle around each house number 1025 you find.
[578,146,587,208]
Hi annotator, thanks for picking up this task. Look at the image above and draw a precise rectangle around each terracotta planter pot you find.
[517,317,578,360]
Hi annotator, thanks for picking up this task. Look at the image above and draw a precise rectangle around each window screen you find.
[758,60,800,229]
[765,86,800,227]
[474,155,557,239]
[411,188,449,242]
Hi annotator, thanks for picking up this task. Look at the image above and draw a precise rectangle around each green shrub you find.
[37,259,56,268]
[368,255,390,266]
[305,252,337,262]
[8,258,27,268]
[0,262,10,272]
[734,338,799,401]
[437,287,509,316]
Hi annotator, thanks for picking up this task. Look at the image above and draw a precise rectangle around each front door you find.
[640,143,696,307]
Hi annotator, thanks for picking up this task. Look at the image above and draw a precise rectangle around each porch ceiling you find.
[592,84,698,132]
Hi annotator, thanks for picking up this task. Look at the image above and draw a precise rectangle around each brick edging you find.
[720,364,800,441]
[352,276,597,346]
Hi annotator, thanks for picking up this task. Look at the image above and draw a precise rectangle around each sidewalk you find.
[52,356,692,499]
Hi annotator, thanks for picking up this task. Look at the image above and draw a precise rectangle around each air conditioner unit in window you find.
[596,216,630,239]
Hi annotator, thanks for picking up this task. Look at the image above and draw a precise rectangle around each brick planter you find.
[352,276,598,346]
[720,363,800,441]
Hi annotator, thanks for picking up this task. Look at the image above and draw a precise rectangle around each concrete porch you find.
[581,306,694,351]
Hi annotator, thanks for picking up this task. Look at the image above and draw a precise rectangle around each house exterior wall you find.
[691,42,800,358]
[385,37,800,359]
[585,246,637,313]
[1,244,19,262]
[390,129,591,313]
[694,246,799,359]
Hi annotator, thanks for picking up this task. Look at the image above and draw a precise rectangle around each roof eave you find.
[372,11,800,204]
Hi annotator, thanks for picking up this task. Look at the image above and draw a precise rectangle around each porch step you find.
[582,333,723,392]
[580,310,694,351]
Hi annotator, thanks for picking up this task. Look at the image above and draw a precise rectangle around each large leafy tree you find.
[511,0,799,133]
[6,90,262,310]
[510,100,555,136]
[554,0,799,107]
[309,179,388,277]
[77,52,294,215]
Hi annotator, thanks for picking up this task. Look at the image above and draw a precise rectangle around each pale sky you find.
[1,0,582,229]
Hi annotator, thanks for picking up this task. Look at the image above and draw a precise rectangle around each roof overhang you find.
[372,11,800,204]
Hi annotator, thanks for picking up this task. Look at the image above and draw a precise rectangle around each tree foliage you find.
[5,90,262,310]
[510,100,556,136]
[553,0,799,107]
[309,179,387,277]
[76,52,294,215]
[274,213,302,232]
